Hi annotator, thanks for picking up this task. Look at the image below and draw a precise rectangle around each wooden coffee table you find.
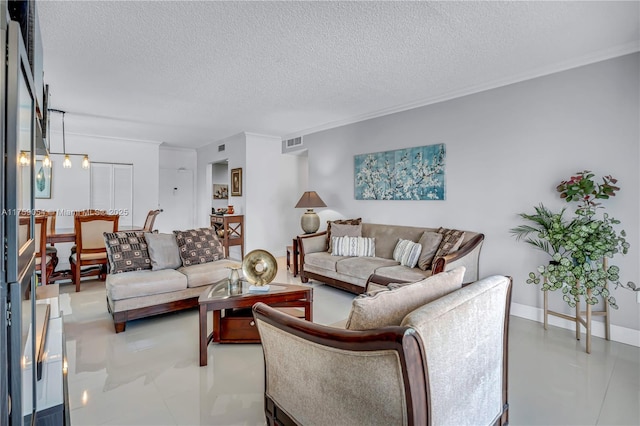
[198,279,313,366]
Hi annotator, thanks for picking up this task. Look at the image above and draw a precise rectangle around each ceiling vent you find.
[218,144,225,152]
[285,137,303,148]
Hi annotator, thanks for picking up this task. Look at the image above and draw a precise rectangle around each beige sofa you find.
[104,228,238,333]
[253,268,512,425]
[298,222,484,293]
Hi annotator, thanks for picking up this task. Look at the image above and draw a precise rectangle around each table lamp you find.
[295,191,327,234]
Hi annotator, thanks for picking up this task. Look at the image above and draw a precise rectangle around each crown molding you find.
[283,42,640,140]
[49,129,164,145]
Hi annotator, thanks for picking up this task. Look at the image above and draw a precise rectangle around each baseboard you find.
[510,302,640,348]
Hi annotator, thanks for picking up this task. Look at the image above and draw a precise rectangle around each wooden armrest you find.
[253,302,412,351]
[298,230,327,240]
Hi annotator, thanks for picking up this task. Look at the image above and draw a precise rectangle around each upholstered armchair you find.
[34,215,54,286]
[253,273,512,426]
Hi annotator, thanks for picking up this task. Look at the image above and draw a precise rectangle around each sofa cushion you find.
[434,228,465,259]
[392,239,422,268]
[344,266,466,330]
[336,256,399,280]
[145,232,182,271]
[178,259,242,288]
[173,227,224,267]
[331,236,375,257]
[327,218,362,253]
[104,231,152,274]
[417,231,443,270]
[106,269,187,300]
[305,252,346,271]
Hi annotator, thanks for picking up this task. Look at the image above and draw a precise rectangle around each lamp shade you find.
[295,191,327,209]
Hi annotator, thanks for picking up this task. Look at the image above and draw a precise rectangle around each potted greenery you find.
[511,170,636,309]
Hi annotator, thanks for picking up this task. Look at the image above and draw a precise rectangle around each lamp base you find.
[300,209,320,234]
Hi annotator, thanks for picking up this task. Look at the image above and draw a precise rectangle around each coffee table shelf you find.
[198,279,313,366]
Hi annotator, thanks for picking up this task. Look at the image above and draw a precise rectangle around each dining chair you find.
[132,209,162,232]
[34,215,54,286]
[36,210,59,268]
[74,209,107,216]
[70,213,119,292]
[70,210,108,255]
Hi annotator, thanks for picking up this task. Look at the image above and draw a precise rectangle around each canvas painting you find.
[354,144,446,200]
[213,184,228,199]
[35,160,52,199]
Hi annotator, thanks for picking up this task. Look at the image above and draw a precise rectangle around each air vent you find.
[285,137,303,148]
[218,144,225,152]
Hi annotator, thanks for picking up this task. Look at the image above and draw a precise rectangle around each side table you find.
[291,238,300,277]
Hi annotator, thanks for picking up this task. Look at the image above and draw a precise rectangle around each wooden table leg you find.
[199,304,207,366]
[292,238,299,277]
[213,309,222,343]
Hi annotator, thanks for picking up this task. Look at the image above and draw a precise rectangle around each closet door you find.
[90,163,113,212]
[90,163,133,227]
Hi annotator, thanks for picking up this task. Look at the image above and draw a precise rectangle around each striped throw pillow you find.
[332,236,375,257]
[392,239,422,268]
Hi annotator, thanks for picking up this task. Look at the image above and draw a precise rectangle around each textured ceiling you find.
[37,1,639,149]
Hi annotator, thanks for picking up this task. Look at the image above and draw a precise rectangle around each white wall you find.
[245,133,301,256]
[35,132,161,269]
[302,53,640,333]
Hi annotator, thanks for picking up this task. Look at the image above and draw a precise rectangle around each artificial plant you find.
[511,170,636,309]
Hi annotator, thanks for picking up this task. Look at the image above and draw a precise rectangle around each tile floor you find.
[58,258,639,425]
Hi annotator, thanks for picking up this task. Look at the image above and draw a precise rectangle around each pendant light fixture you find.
[50,109,91,169]
[61,111,72,168]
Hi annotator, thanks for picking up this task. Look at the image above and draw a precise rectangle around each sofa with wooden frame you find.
[298,222,484,294]
[253,271,512,426]
[104,227,239,333]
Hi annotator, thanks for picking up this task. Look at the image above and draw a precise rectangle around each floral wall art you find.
[354,143,446,200]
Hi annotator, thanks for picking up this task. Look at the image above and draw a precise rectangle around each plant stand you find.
[543,260,611,354]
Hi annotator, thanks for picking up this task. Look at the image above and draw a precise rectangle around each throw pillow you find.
[434,228,466,260]
[392,239,422,268]
[329,223,362,248]
[144,232,182,271]
[417,231,444,271]
[103,231,152,274]
[326,218,362,252]
[331,236,375,257]
[173,227,224,267]
[344,266,466,331]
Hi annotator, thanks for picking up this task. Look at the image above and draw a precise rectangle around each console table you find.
[210,214,244,258]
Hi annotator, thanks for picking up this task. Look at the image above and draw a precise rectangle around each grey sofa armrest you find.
[298,231,328,254]
[252,302,427,426]
[432,233,484,283]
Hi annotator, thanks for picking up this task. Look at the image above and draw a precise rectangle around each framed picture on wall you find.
[213,184,228,199]
[231,168,242,196]
[35,159,52,199]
